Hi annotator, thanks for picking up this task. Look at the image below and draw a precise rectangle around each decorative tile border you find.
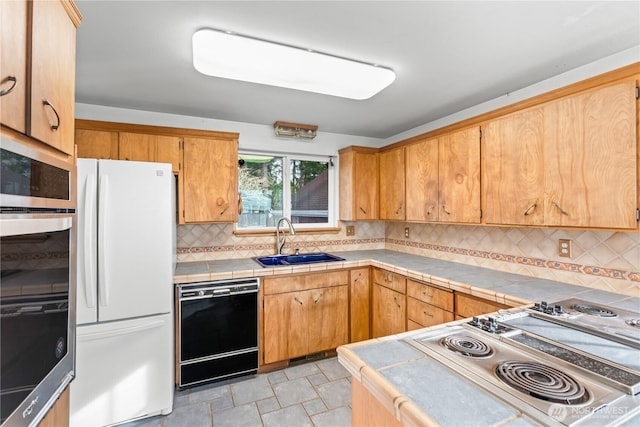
[386,238,639,283]
[177,237,385,254]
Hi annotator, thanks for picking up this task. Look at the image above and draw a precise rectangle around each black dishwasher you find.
[178,278,259,388]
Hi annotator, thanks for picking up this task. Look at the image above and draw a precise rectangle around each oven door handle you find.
[83,174,96,308]
[0,216,72,237]
[98,175,109,307]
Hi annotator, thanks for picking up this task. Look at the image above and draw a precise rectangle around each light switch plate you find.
[558,239,572,258]
[346,225,355,236]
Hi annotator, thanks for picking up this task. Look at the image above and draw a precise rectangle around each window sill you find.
[233,227,341,237]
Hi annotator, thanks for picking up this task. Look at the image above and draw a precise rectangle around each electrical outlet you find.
[346,225,355,236]
[558,239,572,258]
[404,227,410,238]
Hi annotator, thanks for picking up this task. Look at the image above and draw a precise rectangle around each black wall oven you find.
[0,138,76,427]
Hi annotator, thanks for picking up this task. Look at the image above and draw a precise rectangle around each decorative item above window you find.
[273,121,318,139]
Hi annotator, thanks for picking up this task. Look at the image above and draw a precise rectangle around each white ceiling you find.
[74,1,640,139]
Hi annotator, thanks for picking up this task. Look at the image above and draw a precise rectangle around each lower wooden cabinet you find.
[371,269,407,338]
[372,284,406,338]
[455,292,510,318]
[406,279,454,329]
[38,387,69,427]
[349,267,370,342]
[407,297,454,328]
[262,271,349,364]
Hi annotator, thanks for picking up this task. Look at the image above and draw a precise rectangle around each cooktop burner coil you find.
[571,303,618,318]
[441,335,493,358]
[495,361,590,405]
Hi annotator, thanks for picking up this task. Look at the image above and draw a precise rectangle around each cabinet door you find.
[0,0,27,133]
[350,268,370,342]
[455,293,509,318]
[263,292,307,364]
[119,132,156,162]
[379,147,405,220]
[183,137,238,223]
[307,286,348,353]
[438,126,481,223]
[483,108,545,225]
[371,284,405,338]
[405,138,439,221]
[544,81,637,228]
[75,129,119,159]
[354,151,379,220]
[30,0,76,155]
[156,135,181,174]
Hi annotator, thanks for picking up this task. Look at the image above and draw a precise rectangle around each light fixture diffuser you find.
[192,29,395,100]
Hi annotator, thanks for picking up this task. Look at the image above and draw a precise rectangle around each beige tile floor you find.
[121,357,352,427]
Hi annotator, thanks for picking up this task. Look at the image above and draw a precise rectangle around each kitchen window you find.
[237,153,335,230]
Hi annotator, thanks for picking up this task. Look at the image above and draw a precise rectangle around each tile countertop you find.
[174,249,638,309]
[175,250,639,426]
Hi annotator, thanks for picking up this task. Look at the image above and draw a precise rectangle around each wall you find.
[386,223,639,297]
[176,221,386,262]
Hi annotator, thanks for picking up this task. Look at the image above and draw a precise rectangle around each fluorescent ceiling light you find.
[192,29,395,100]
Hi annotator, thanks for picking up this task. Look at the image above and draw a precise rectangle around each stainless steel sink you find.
[254,252,345,267]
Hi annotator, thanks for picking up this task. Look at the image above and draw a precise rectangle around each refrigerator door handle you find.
[83,174,96,308]
[77,319,166,342]
[98,174,109,307]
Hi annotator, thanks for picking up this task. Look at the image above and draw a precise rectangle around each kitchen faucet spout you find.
[275,217,296,255]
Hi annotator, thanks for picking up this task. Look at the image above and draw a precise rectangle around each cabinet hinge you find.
[479,128,482,140]
[636,87,640,100]
[480,209,483,219]
[636,208,640,222]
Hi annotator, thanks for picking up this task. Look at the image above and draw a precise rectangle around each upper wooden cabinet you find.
[405,127,481,223]
[484,80,637,229]
[119,132,181,173]
[483,108,545,226]
[75,120,239,224]
[439,126,481,223]
[76,129,181,173]
[1,0,81,156]
[405,137,438,222]
[75,129,119,159]
[30,0,79,155]
[339,146,378,220]
[1,0,27,134]
[543,81,637,229]
[182,137,238,223]
[379,146,405,220]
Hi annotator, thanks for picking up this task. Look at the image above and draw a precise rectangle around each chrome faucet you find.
[275,217,296,255]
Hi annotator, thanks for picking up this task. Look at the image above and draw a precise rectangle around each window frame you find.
[237,150,337,231]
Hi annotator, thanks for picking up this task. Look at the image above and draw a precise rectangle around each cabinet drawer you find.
[406,280,453,311]
[372,269,406,293]
[407,298,454,327]
[455,293,509,318]
[263,271,349,294]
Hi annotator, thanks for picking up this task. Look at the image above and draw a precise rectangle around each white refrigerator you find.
[70,159,175,427]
